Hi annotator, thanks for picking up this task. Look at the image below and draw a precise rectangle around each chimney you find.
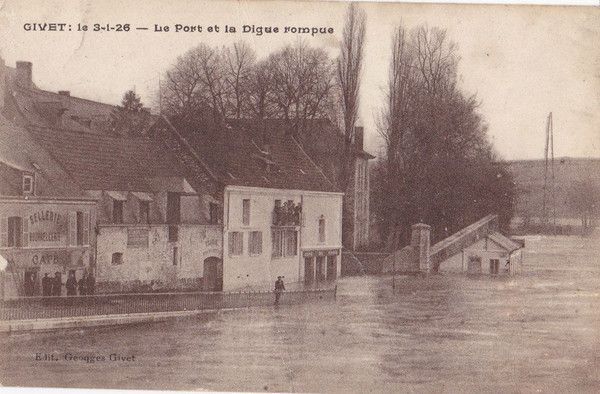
[411,223,431,273]
[354,126,364,150]
[58,90,70,96]
[15,61,33,89]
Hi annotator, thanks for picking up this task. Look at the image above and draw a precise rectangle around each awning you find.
[131,191,154,202]
[105,191,127,201]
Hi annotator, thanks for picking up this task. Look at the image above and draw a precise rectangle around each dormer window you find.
[22,174,34,195]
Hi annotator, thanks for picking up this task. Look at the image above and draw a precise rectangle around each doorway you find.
[316,256,326,282]
[304,257,314,285]
[489,259,500,275]
[203,257,223,291]
[326,255,337,280]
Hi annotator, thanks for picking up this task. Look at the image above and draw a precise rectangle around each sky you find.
[0,0,598,160]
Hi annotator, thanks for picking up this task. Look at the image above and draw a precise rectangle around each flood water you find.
[1,234,599,393]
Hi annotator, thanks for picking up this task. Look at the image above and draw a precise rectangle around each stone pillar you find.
[411,223,431,273]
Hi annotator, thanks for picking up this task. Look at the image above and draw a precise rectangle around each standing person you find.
[52,272,62,296]
[41,273,51,297]
[78,272,87,296]
[274,276,285,305]
[86,271,96,295]
[65,271,77,296]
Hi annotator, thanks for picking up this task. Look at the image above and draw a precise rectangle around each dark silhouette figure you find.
[87,272,95,295]
[78,273,87,296]
[52,272,62,296]
[274,276,285,305]
[41,273,51,297]
[65,272,77,296]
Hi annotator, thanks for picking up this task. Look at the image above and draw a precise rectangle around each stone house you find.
[1,60,223,293]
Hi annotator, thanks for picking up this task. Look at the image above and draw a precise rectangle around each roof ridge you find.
[19,87,118,109]
[290,136,338,191]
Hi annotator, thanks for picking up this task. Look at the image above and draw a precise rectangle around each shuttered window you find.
[249,231,262,255]
[228,231,243,256]
[7,217,22,247]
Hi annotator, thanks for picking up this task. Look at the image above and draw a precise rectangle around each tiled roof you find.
[227,118,373,189]
[11,87,117,134]
[182,119,340,193]
[5,82,189,193]
[0,114,83,197]
[27,125,188,192]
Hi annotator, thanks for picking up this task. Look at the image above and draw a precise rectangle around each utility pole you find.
[542,112,555,232]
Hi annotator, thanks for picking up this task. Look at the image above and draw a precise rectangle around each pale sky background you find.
[0,0,598,161]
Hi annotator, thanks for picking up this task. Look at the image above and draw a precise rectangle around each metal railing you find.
[0,287,336,321]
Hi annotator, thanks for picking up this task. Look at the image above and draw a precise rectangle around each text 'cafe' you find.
[0,196,96,298]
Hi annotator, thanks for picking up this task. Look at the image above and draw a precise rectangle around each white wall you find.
[223,186,343,291]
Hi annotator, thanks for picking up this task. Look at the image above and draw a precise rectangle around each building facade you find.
[1,59,224,294]
[223,186,342,291]
[0,196,96,298]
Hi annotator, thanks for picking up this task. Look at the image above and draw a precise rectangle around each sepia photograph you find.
[0,0,598,392]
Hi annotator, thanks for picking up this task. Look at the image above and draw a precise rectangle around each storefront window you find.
[8,216,22,247]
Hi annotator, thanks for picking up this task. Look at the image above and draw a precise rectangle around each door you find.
[316,256,326,282]
[203,257,223,291]
[490,259,500,274]
[304,257,314,285]
[326,256,337,280]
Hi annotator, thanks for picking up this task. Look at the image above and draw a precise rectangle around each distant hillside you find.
[505,157,600,219]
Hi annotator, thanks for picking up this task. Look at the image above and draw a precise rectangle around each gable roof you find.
[26,125,190,192]
[0,113,83,197]
[180,119,341,193]
[10,86,117,135]
[487,231,523,253]
[227,118,374,189]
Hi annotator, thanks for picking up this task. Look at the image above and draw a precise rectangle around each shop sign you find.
[302,249,339,258]
[28,210,67,246]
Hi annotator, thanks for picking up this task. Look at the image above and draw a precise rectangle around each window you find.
[229,231,243,255]
[272,229,297,258]
[209,203,222,224]
[139,201,150,224]
[167,192,181,224]
[242,199,250,226]
[318,216,326,243]
[173,246,178,266]
[112,200,123,223]
[249,231,262,255]
[7,216,22,247]
[76,211,84,245]
[168,225,178,242]
[111,252,123,265]
[22,174,34,194]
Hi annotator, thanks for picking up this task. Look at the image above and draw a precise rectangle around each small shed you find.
[462,232,523,275]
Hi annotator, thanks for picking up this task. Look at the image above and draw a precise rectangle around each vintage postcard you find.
[0,0,598,392]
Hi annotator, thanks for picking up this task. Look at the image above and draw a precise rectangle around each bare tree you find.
[222,41,256,119]
[337,3,366,190]
[373,24,515,252]
[267,42,335,136]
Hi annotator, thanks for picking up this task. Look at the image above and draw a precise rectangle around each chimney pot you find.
[15,61,33,89]
[58,90,70,96]
[354,126,364,150]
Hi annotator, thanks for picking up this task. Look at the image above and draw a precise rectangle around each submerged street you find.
[1,233,599,393]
